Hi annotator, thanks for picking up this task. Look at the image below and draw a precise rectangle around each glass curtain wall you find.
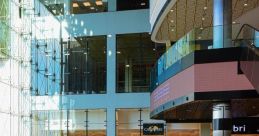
[116,33,165,93]
[0,0,32,135]
[31,0,62,96]
[64,36,107,94]
[32,109,107,136]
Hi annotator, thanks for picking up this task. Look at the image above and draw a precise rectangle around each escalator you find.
[235,24,259,93]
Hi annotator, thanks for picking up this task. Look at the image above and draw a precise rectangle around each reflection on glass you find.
[64,36,106,94]
[116,33,164,93]
[71,0,108,14]
[0,0,9,58]
[31,39,61,96]
[117,0,149,11]
[32,109,107,136]
[116,108,164,136]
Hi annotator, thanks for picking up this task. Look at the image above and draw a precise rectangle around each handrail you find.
[234,24,259,55]
[235,24,259,41]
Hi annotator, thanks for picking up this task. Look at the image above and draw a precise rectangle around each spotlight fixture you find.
[140,2,146,6]
[83,2,91,7]
[96,1,103,6]
[72,3,79,8]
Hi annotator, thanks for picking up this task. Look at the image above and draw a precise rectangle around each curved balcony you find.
[150,24,259,122]
[150,0,259,43]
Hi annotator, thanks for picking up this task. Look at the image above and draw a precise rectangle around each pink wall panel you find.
[150,66,195,111]
[150,61,254,112]
[194,62,254,92]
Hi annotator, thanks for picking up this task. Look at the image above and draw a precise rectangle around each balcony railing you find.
[150,24,259,91]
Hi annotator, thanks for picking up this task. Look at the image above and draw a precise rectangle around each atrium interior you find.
[0,0,258,136]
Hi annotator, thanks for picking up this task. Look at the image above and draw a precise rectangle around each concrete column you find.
[212,102,232,136]
[200,123,210,136]
[213,0,232,48]
[108,0,116,12]
[107,34,116,94]
[125,58,132,92]
[107,108,116,136]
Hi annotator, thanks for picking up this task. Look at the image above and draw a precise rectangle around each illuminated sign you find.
[143,123,164,135]
[232,117,259,134]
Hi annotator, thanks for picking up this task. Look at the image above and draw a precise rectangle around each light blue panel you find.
[108,0,116,11]
[113,93,150,108]
[213,0,224,48]
[65,9,150,36]
[107,34,116,94]
[255,30,259,47]
[107,108,116,136]
[60,93,150,109]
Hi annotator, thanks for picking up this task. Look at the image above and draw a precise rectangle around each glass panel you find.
[39,0,65,16]
[116,108,164,136]
[64,36,107,94]
[116,33,165,93]
[117,0,149,11]
[150,24,244,91]
[71,0,108,14]
[32,109,107,136]
[0,0,9,58]
[166,123,200,136]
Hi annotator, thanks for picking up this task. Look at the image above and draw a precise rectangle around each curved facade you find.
[150,0,259,135]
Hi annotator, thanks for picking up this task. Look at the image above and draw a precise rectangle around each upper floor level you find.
[150,0,259,43]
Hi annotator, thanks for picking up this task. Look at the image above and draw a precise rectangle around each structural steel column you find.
[107,34,116,94]
[213,102,232,136]
[213,0,232,48]
[107,108,116,136]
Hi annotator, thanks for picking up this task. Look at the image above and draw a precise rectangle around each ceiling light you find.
[72,3,79,8]
[96,1,103,6]
[83,2,91,7]
[140,2,146,6]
